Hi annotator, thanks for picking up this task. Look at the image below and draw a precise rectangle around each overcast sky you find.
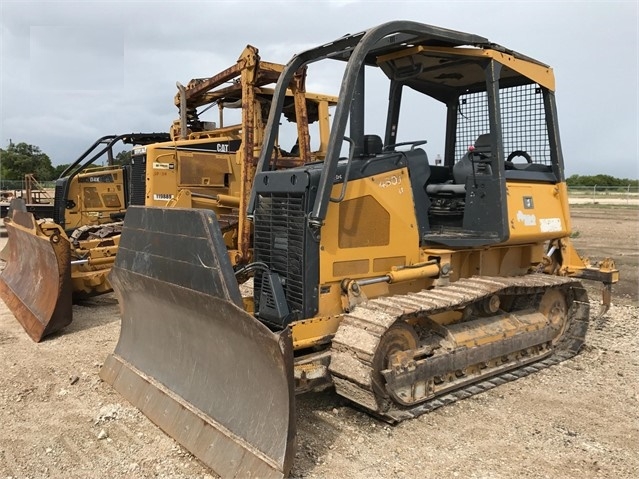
[1,0,637,178]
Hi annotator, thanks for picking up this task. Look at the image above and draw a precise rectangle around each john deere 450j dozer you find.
[101,22,618,478]
[0,45,336,343]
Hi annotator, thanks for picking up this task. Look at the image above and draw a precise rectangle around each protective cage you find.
[455,83,551,166]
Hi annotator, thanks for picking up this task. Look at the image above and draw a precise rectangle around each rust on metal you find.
[0,209,73,341]
[0,199,27,261]
[178,45,283,110]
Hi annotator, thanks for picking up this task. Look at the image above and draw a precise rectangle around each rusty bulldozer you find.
[100,22,619,478]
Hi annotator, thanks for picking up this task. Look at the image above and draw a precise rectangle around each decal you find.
[516,210,537,227]
[153,162,175,170]
[378,175,402,189]
[79,174,114,183]
[153,193,174,201]
[166,140,241,154]
[540,217,563,232]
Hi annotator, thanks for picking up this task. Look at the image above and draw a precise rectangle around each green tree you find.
[0,141,56,181]
[113,150,132,166]
[566,174,638,187]
[53,163,71,178]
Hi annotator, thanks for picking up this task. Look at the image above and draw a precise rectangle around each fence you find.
[1,179,56,203]
[568,185,639,205]
[1,179,56,191]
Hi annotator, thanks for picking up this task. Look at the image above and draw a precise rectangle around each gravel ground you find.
[0,206,637,479]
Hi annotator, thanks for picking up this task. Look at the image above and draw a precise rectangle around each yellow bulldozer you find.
[0,45,337,342]
[101,22,618,478]
[0,133,170,341]
[147,45,337,268]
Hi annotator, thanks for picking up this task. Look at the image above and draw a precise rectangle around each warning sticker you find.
[540,218,563,232]
[153,162,174,170]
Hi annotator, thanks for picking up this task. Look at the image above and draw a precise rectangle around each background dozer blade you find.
[0,198,28,261]
[100,206,295,479]
[0,209,73,342]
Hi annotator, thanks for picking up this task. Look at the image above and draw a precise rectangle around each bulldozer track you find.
[69,222,123,248]
[329,274,590,423]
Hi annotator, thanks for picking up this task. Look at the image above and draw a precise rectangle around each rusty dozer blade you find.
[100,206,295,479]
[0,198,28,262]
[0,206,73,342]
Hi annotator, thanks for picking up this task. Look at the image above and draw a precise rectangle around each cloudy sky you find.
[1,0,637,178]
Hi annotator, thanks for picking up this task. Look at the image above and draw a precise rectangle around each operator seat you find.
[426,133,492,195]
[454,133,491,183]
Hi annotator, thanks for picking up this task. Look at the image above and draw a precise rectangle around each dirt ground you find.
[0,206,637,479]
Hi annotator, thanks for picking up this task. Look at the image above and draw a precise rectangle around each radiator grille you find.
[53,180,66,225]
[253,192,306,316]
[129,155,147,205]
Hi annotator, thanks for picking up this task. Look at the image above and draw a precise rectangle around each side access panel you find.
[100,206,295,479]
[0,205,73,342]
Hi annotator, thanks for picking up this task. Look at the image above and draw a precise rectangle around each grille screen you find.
[178,152,231,186]
[82,187,103,208]
[253,192,306,316]
[53,181,65,224]
[339,195,390,248]
[455,83,550,165]
[129,156,146,205]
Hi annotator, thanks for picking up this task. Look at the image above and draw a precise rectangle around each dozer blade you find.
[0,198,28,262]
[0,208,73,342]
[100,206,295,479]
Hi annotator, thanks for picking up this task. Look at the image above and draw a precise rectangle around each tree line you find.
[566,174,638,187]
[0,141,131,183]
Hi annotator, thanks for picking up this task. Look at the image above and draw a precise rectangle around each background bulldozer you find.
[101,21,619,478]
[0,45,336,342]
[0,133,169,342]
[146,45,337,268]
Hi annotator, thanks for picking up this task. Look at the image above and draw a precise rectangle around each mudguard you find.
[100,206,295,479]
[0,203,73,342]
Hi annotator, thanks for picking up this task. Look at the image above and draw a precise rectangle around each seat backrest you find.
[363,134,383,156]
[452,151,473,184]
[474,133,491,152]
[405,148,431,238]
[453,134,492,184]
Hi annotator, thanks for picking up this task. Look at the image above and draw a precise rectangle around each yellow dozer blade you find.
[100,206,295,479]
[0,203,73,342]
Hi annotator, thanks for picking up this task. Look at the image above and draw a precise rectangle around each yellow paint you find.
[447,311,548,349]
[505,181,570,245]
[63,167,128,230]
[291,315,342,349]
[320,168,421,284]
[377,45,555,91]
